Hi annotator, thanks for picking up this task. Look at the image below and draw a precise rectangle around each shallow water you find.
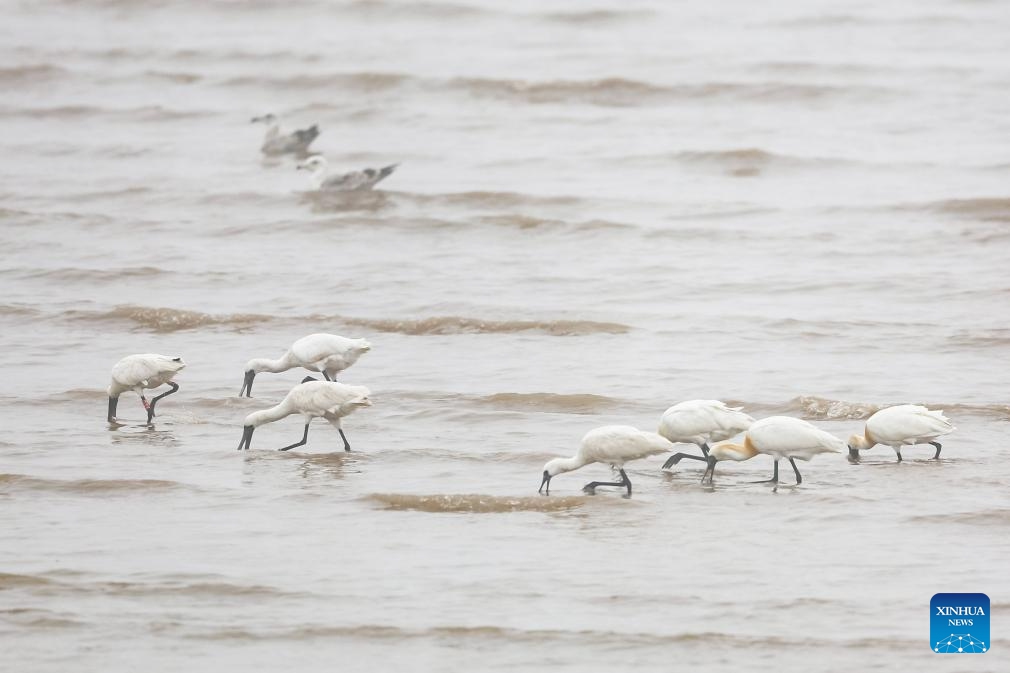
[2,0,1009,670]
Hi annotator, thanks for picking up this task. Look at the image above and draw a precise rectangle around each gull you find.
[251,113,319,155]
[107,354,185,424]
[658,399,754,470]
[297,156,398,191]
[700,416,844,485]
[237,377,371,452]
[241,333,371,397]
[847,404,954,463]
[538,425,674,497]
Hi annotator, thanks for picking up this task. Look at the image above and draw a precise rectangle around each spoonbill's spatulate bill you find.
[241,333,371,397]
[297,155,398,191]
[539,425,673,497]
[658,399,754,469]
[251,113,319,155]
[703,416,845,485]
[847,404,955,462]
[107,354,186,424]
[699,440,760,484]
[236,378,371,452]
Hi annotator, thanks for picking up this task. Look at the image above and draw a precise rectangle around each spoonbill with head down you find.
[237,378,372,452]
[658,399,754,470]
[539,425,674,497]
[847,404,954,463]
[107,354,185,424]
[240,333,371,397]
[251,113,319,155]
[700,416,844,485]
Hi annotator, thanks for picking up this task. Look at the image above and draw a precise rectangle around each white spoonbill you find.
[107,354,185,424]
[251,113,319,155]
[539,425,674,497]
[847,404,954,463]
[237,377,372,452]
[658,399,754,470]
[700,416,845,484]
[240,333,371,397]
[297,156,398,191]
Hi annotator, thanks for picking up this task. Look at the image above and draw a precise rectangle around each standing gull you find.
[847,404,954,463]
[107,354,185,424]
[539,425,673,497]
[237,378,372,452]
[658,399,754,469]
[297,156,398,191]
[251,113,319,155]
[240,333,371,397]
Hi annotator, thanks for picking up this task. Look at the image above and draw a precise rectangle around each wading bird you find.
[251,113,320,155]
[539,425,673,497]
[658,399,754,470]
[847,404,954,462]
[700,416,844,485]
[297,156,398,191]
[237,378,371,452]
[240,333,371,397]
[107,354,185,424]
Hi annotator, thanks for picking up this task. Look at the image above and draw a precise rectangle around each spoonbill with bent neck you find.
[237,378,372,452]
[241,333,371,397]
[539,425,674,497]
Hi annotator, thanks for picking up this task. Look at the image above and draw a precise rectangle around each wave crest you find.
[65,305,630,336]
[365,493,588,513]
[788,396,882,420]
[477,392,623,414]
[67,305,271,332]
[346,316,629,336]
[0,64,64,83]
[0,473,187,494]
[783,396,1009,420]
[928,197,1010,222]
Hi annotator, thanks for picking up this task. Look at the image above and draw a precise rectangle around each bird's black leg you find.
[107,396,119,423]
[140,394,151,421]
[583,469,632,496]
[338,428,351,452]
[279,423,310,451]
[789,458,802,484]
[701,456,717,484]
[895,449,903,463]
[700,442,711,457]
[755,459,779,483]
[930,441,942,459]
[662,452,708,469]
[238,425,254,450]
[322,371,333,382]
[147,382,179,423]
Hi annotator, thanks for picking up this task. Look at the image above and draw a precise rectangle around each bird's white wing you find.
[111,354,184,386]
[749,417,844,456]
[297,382,370,416]
[868,405,954,442]
[660,400,752,441]
[290,333,353,365]
[583,426,672,463]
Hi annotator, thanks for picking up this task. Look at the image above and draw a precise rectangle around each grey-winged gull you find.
[251,113,320,155]
[296,155,399,191]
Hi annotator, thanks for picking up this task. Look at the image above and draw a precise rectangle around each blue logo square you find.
[931,593,989,653]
